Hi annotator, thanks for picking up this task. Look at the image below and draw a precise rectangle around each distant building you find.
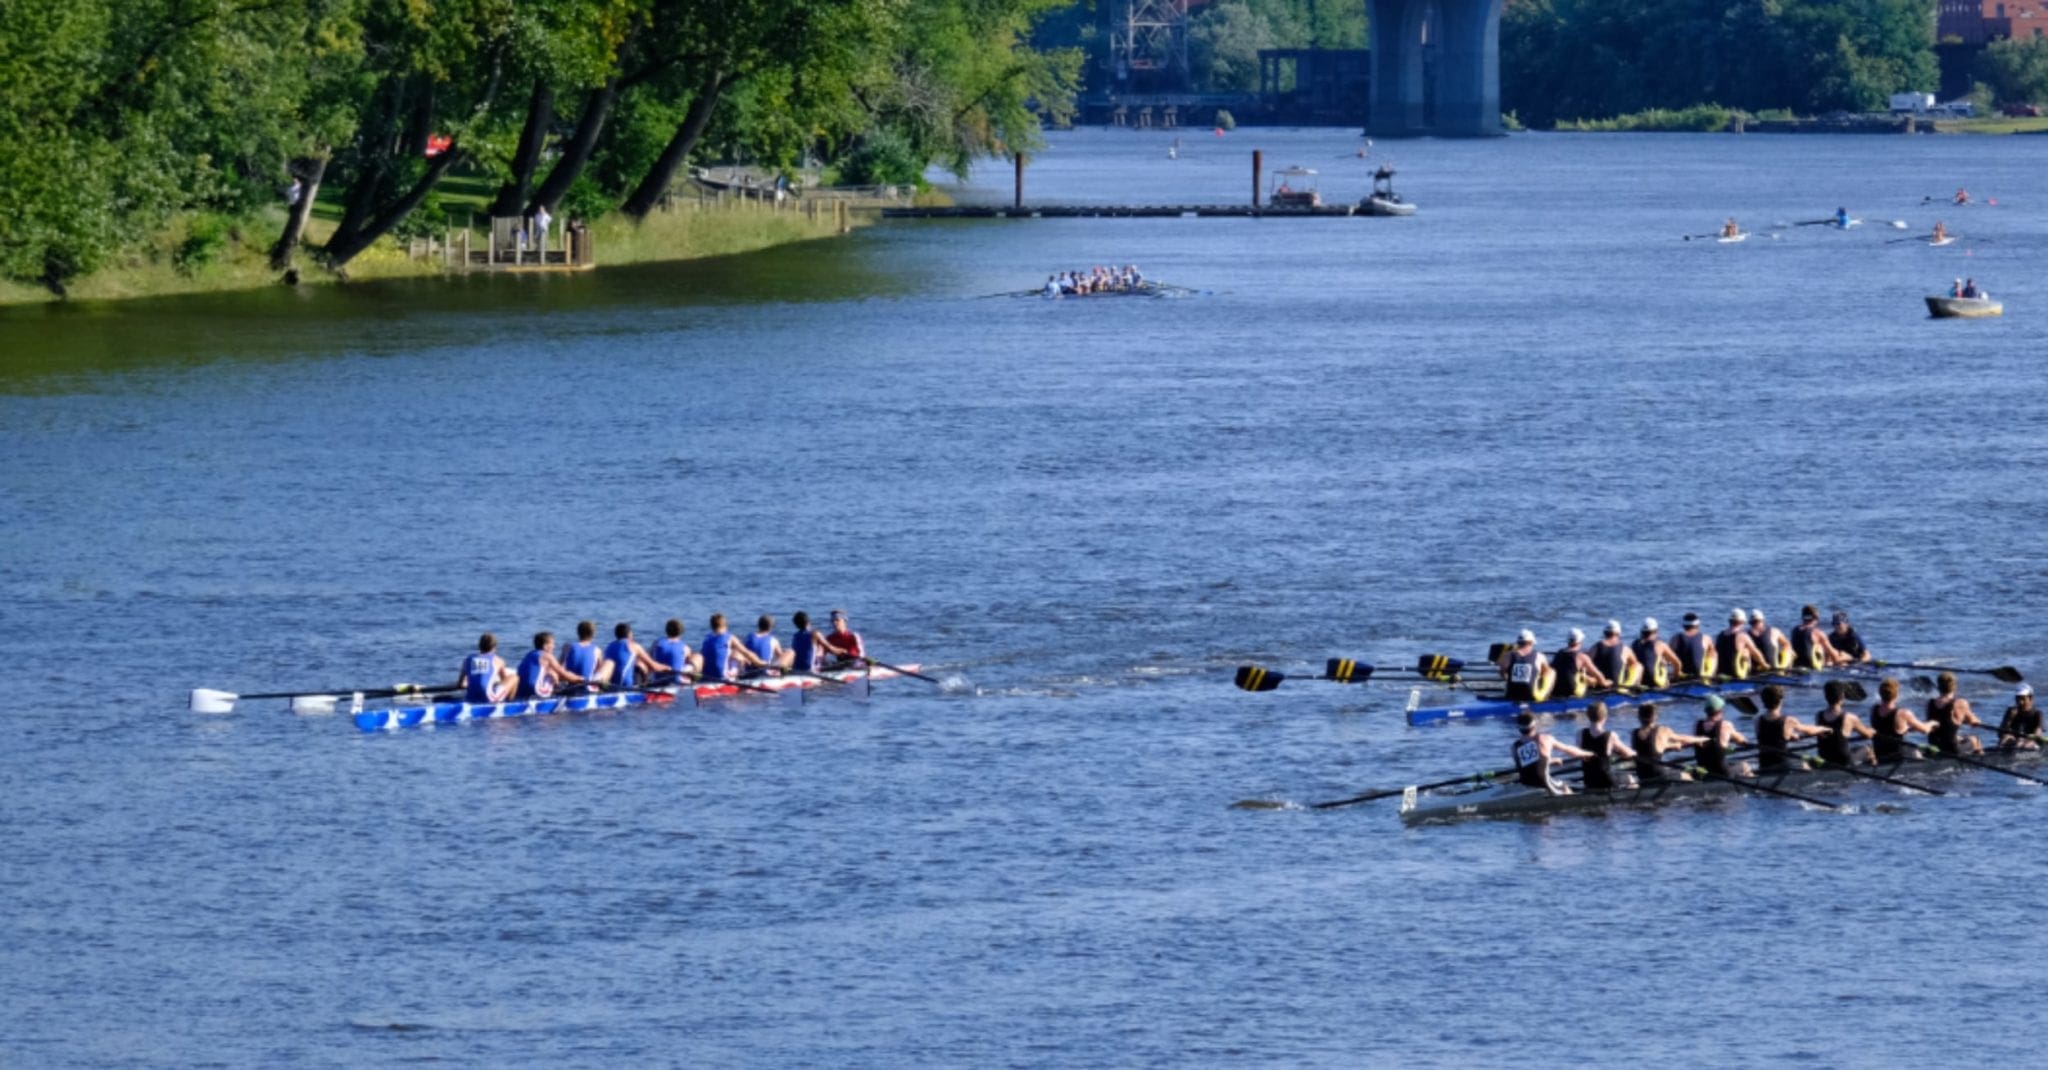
[1939,0,2048,45]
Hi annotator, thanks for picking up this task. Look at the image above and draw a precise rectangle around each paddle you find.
[1870,660,2024,683]
[1793,754,1944,795]
[1909,742,2048,786]
[838,653,939,684]
[190,682,460,714]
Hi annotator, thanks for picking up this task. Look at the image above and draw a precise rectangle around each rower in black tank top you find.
[1694,715,1728,776]
[1578,726,1616,790]
[1815,706,1853,767]
[1871,702,1908,763]
[1755,713,1791,773]
[1927,696,1962,756]
[1631,725,1666,782]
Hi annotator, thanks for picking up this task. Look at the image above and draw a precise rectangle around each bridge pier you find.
[1367,0,1503,137]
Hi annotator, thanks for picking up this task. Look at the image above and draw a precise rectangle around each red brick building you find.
[1940,0,2048,45]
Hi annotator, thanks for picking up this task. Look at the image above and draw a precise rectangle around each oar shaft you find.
[851,655,938,683]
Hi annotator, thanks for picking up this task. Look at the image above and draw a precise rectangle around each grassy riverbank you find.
[0,199,860,306]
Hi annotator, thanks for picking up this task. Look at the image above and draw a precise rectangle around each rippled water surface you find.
[6,129,2048,1067]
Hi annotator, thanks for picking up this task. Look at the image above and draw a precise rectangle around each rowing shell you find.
[1717,233,1747,243]
[1399,748,2037,824]
[352,663,915,732]
[1405,672,1810,726]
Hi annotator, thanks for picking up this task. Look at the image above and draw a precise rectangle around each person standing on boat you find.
[1497,630,1547,702]
[1753,685,1828,774]
[821,609,866,668]
[1694,695,1752,777]
[1513,711,1593,795]
[1591,620,1641,688]
[1631,618,1682,687]
[1551,628,1612,698]
[1577,702,1637,790]
[1715,609,1772,679]
[460,633,517,703]
[744,615,793,673]
[1870,677,1935,764]
[1998,685,2041,750]
[562,620,609,686]
[1813,680,1877,767]
[1926,672,1985,756]
[652,619,701,684]
[1672,612,1715,680]
[515,632,586,700]
[603,622,662,689]
[1790,605,1847,669]
[1747,609,1792,671]
[1827,611,1872,664]
[1632,704,1707,783]
[699,613,768,681]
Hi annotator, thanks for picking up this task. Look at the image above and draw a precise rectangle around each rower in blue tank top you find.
[789,611,824,673]
[742,614,790,674]
[561,620,605,681]
[459,633,515,703]
[700,613,767,680]
[603,621,660,688]
[514,631,585,699]
[652,618,698,681]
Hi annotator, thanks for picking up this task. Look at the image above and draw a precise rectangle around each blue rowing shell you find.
[353,689,667,731]
[1406,674,1805,726]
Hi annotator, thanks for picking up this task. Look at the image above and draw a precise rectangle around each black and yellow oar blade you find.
[1235,665,1285,692]
[1323,658,1374,684]
[1842,680,1869,702]
[1414,654,1465,681]
[1993,666,2026,683]
[1726,694,1760,715]
[1485,642,1507,663]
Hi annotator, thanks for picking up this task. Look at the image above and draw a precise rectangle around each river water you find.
[5,129,2048,1067]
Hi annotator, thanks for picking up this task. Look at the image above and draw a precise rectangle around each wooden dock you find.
[883,204,1369,219]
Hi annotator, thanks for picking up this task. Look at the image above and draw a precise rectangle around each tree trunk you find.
[269,155,328,270]
[491,81,553,217]
[527,79,619,216]
[620,73,728,220]
[321,145,463,268]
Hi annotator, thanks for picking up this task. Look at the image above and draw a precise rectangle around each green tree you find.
[1977,35,2048,106]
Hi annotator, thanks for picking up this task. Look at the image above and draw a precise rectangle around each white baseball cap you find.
[1568,628,1584,644]
[1604,619,1622,636]
[1642,617,1659,633]
[1730,608,1748,624]
[1751,608,1767,622]
[1518,629,1537,644]
[2019,684,2034,698]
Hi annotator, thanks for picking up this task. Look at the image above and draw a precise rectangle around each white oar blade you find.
[190,688,237,714]
[291,695,339,715]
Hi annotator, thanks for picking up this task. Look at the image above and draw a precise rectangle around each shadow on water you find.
[0,232,920,389]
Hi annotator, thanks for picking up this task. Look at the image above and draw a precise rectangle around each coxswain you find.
[788,611,828,674]
[652,619,700,684]
[1789,604,1846,669]
[1746,608,1792,672]
[1998,684,2042,750]
[1721,217,1741,238]
[1632,703,1708,783]
[514,631,584,700]
[1932,220,1949,242]
[821,609,866,668]
[1513,711,1593,796]
[1497,629,1548,702]
[459,633,516,703]
[1590,620,1642,688]
[1869,677,1935,764]
[561,620,609,685]
[1925,671,1985,756]
[1827,610,1872,664]
[1671,612,1716,680]
[1694,695,1752,778]
[1631,618,1682,687]
[1551,628,1612,698]
[1577,702,1637,791]
[699,613,767,681]
[602,622,662,689]
[1752,684,1828,774]
[1812,679,1877,767]
[744,614,793,673]
[1715,609,1771,679]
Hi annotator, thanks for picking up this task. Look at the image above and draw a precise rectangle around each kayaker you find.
[1999,684,2042,750]
[1714,609,1771,679]
[1747,608,1791,671]
[1577,702,1637,791]
[1753,684,1828,774]
[1827,610,1872,664]
[1590,620,1642,688]
[515,631,586,700]
[1513,711,1593,796]
[1925,671,1985,757]
[459,633,517,703]
[1834,206,1849,227]
[1497,629,1547,702]
[1631,618,1683,687]
[1551,628,1612,698]
[1632,704,1708,783]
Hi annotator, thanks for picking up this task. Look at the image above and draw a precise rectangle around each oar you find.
[839,654,939,684]
[1870,660,2024,683]
[1270,738,1788,812]
[1651,756,1848,811]
[1793,754,1944,795]
[1681,232,1719,241]
[1909,743,2048,786]
[190,682,461,714]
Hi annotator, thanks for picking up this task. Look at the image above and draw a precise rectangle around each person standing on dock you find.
[603,622,662,689]
[460,634,517,703]
[1590,620,1642,688]
[515,632,586,700]
[1631,618,1682,687]
[652,619,701,684]
[1513,711,1592,795]
[1925,672,1985,756]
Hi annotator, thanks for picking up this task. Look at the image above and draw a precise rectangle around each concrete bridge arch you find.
[1368,0,1504,136]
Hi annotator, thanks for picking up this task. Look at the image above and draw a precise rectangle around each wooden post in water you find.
[1014,153,1025,209]
[1252,150,1262,208]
